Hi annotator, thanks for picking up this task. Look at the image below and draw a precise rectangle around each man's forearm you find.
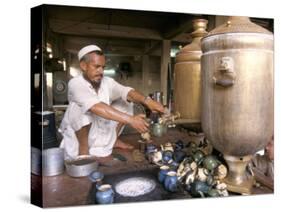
[127,89,165,114]
[90,102,132,124]
[127,90,147,105]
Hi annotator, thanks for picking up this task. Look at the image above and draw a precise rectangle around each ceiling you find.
[44,5,273,57]
[44,4,208,56]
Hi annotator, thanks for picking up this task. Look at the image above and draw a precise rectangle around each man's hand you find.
[129,114,149,133]
[127,90,165,114]
[144,97,165,113]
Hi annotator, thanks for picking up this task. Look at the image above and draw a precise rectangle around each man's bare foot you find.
[94,155,114,164]
[114,139,134,150]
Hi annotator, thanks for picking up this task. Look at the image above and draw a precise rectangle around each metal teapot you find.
[190,180,211,197]
[203,155,219,171]
[151,112,180,137]
[152,123,167,137]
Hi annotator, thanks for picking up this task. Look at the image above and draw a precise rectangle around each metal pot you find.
[192,150,205,164]
[42,147,64,176]
[174,19,208,123]
[152,123,167,137]
[207,189,220,197]
[190,180,210,197]
[201,16,274,194]
[203,155,219,171]
[65,155,99,177]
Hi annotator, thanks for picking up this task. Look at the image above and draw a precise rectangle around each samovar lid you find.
[175,19,208,62]
[190,19,209,38]
[206,16,272,37]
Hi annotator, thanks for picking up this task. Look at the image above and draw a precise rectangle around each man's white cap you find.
[78,45,102,61]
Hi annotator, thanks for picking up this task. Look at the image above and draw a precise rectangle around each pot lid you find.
[206,16,271,37]
[177,19,208,54]
[176,19,208,62]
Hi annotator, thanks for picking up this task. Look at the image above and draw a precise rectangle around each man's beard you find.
[83,73,103,89]
[91,79,102,89]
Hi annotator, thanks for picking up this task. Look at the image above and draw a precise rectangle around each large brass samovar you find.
[174,19,208,123]
[201,16,274,194]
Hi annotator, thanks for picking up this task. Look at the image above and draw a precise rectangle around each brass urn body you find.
[201,16,274,194]
[174,19,208,123]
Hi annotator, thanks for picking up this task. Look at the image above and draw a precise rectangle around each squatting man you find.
[59,45,165,161]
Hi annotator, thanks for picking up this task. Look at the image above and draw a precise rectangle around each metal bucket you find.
[31,147,42,175]
[42,148,64,176]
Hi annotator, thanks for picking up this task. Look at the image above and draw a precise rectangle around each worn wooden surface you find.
[31,128,273,207]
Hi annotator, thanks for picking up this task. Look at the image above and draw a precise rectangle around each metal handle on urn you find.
[213,56,235,87]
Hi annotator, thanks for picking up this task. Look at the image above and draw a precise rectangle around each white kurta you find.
[59,75,133,160]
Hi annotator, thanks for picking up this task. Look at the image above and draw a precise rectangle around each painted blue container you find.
[173,150,186,163]
[162,150,173,164]
[158,165,170,183]
[164,171,178,192]
[89,171,104,183]
[145,144,158,161]
[175,140,184,151]
[145,144,157,155]
[95,184,114,204]
[169,161,179,171]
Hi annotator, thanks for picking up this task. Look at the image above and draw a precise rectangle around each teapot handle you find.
[198,191,205,198]
[203,168,210,176]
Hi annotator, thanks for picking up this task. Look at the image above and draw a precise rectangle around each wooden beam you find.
[160,40,171,105]
[63,36,145,56]
[50,19,192,43]
[144,41,161,54]
[49,19,163,40]
[163,18,194,40]
[66,48,144,57]
[173,33,192,43]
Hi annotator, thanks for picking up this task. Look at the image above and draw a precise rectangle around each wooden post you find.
[160,40,171,105]
[142,55,149,96]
